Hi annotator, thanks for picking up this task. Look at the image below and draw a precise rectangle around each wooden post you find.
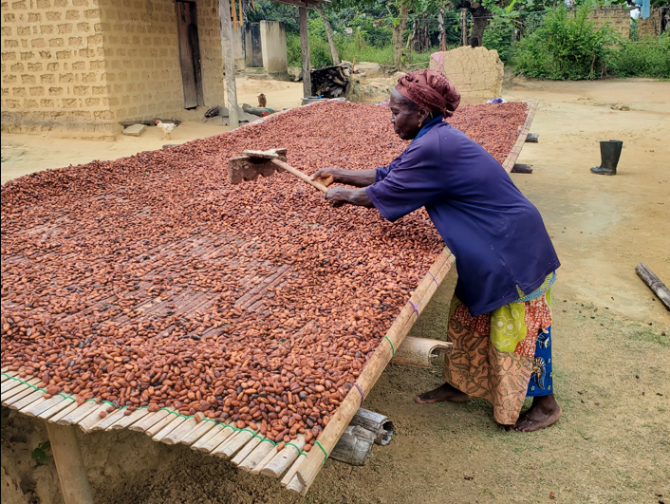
[219,0,239,128]
[299,6,311,98]
[461,8,467,46]
[44,421,94,504]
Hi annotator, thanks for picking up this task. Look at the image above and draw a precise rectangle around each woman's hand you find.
[325,187,374,208]
[325,187,351,207]
[311,168,338,187]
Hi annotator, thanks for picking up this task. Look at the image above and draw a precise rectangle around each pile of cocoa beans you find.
[1,101,527,449]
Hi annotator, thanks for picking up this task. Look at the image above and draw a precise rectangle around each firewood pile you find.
[311,64,352,98]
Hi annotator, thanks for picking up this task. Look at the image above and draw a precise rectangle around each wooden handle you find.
[296,248,456,492]
[271,159,328,193]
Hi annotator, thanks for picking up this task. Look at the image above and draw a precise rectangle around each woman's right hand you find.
[311,168,338,187]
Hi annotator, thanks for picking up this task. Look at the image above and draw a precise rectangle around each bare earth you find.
[1,77,669,504]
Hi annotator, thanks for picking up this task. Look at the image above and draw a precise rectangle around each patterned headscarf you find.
[395,69,461,118]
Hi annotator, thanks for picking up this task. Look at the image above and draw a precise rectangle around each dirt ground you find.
[1,77,669,504]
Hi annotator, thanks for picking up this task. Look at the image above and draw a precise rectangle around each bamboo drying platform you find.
[502,100,538,173]
[1,99,537,496]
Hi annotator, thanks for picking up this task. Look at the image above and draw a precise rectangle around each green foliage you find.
[32,441,51,466]
[513,6,618,79]
[609,34,670,78]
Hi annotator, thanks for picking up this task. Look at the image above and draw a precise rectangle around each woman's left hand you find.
[325,187,352,207]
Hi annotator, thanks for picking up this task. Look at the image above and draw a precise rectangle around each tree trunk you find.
[460,8,467,46]
[317,7,339,65]
[423,14,429,51]
[299,6,311,98]
[393,4,408,68]
[438,4,447,51]
[219,0,238,128]
[468,4,489,47]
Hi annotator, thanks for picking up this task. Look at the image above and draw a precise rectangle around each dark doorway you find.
[175,0,204,109]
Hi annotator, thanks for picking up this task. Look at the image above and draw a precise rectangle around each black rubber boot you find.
[591,140,623,175]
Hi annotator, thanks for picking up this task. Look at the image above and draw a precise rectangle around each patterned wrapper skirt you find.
[443,274,555,425]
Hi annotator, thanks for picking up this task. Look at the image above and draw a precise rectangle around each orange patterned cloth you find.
[443,292,553,425]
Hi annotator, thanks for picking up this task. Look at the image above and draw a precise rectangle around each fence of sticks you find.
[1,99,537,497]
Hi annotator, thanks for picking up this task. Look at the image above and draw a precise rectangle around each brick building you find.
[1,0,225,139]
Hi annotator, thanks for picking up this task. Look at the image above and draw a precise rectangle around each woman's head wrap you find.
[395,69,461,118]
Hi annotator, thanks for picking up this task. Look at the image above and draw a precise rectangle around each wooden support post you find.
[299,6,311,99]
[511,163,533,174]
[44,421,93,504]
[526,132,539,143]
[219,0,239,128]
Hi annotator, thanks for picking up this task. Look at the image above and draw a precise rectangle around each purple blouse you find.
[366,117,560,316]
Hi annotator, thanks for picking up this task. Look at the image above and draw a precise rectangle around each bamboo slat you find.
[149,414,185,439]
[230,436,262,465]
[110,408,150,430]
[211,428,256,458]
[58,401,100,425]
[285,474,306,493]
[296,249,455,492]
[237,440,275,472]
[281,457,306,487]
[1,377,41,403]
[129,410,170,432]
[21,394,67,417]
[193,423,237,453]
[38,398,77,420]
[0,370,15,382]
[161,417,198,445]
[89,408,127,431]
[1,374,21,392]
[190,424,225,452]
[46,401,80,423]
[502,100,538,173]
[261,435,306,478]
[179,419,218,446]
[6,385,44,409]
[78,404,113,433]
[250,445,280,475]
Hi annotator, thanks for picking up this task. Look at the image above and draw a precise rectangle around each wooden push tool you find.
[228,148,333,192]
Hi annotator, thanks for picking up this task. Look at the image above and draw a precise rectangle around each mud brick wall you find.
[571,5,632,39]
[98,0,223,125]
[1,0,224,139]
[1,0,115,138]
[638,7,664,38]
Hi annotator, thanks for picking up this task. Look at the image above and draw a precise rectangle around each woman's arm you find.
[311,168,377,188]
[325,187,374,208]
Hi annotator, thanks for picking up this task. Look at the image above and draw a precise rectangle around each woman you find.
[312,69,561,432]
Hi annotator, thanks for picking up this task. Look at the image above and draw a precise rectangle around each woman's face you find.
[390,89,429,140]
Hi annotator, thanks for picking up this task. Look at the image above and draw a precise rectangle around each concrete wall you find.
[259,20,286,74]
[1,0,224,139]
[429,46,503,105]
[568,5,632,39]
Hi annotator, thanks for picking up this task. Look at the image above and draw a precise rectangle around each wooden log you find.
[526,132,539,143]
[511,163,533,174]
[219,0,239,128]
[297,249,455,491]
[349,408,394,446]
[299,6,311,98]
[238,440,275,471]
[179,419,218,446]
[129,410,169,432]
[329,425,375,466]
[45,421,94,504]
[261,435,306,478]
[393,336,453,369]
[281,456,305,487]
[636,263,670,310]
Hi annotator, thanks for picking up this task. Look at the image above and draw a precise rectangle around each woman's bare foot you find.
[415,382,470,404]
[513,394,562,432]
